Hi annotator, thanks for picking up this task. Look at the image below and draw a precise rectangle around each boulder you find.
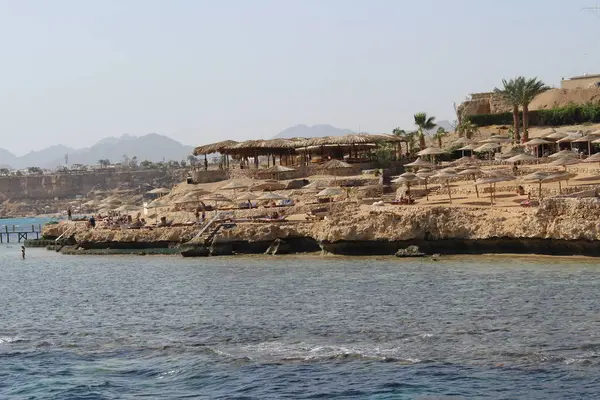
[395,245,426,258]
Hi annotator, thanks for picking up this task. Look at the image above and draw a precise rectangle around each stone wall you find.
[458,93,511,118]
[0,169,185,200]
[191,169,229,183]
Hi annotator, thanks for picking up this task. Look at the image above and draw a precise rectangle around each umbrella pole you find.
[447,179,452,204]
[490,184,493,206]
[539,181,542,198]
[558,181,562,194]
[425,181,429,201]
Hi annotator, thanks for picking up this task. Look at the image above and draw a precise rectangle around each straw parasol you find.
[549,149,578,159]
[433,169,458,203]
[256,192,287,201]
[458,167,482,197]
[474,176,504,205]
[264,164,296,173]
[321,159,352,169]
[115,204,141,213]
[584,152,600,164]
[174,192,205,205]
[236,192,258,201]
[548,157,580,169]
[456,144,477,157]
[479,137,510,144]
[453,155,479,165]
[147,187,170,196]
[146,199,168,224]
[201,193,232,208]
[252,180,286,191]
[522,171,554,197]
[415,169,436,200]
[545,131,568,140]
[316,187,345,198]
[505,153,537,163]
[392,172,422,196]
[417,147,445,156]
[303,181,327,191]
[220,181,250,190]
[474,143,501,164]
[573,134,600,156]
[543,171,575,194]
[524,138,552,146]
[404,157,434,169]
[452,137,474,146]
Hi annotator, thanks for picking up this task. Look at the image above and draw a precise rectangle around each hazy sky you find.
[0,0,599,155]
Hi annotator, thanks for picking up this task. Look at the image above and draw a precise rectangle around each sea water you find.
[1,248,600,399]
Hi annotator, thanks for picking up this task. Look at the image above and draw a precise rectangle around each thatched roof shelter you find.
[298,133,403,148]
[417,147,445,156]
[193,140,239,156]
[549,149,578,159]
[505,153,537,163]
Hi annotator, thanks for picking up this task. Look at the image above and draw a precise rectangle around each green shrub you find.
[468,103,600,127]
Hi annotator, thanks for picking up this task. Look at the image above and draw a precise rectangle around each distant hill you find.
[0,134,194,169]
[273,124,355,139]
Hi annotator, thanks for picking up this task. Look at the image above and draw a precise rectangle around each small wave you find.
[0,336,22,344]
[224,341,423,364]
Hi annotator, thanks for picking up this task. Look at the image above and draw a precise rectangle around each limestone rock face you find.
[42,198,600,246]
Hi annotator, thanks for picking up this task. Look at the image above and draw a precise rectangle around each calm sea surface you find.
[1,248,600,399]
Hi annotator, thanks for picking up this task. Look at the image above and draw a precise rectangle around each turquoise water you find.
[1,249,600,399]
[0,217,56,231]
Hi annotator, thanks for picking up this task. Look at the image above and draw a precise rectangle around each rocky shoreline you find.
[38,197,600,257]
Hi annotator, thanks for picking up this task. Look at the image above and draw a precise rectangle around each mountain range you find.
[273,121,454,139]
[0,134,195,170]
[1,121,456,169]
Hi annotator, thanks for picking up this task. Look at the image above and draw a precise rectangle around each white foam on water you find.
[0,336,20,344]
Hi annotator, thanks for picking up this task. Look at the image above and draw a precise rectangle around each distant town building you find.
[561,74,600,90]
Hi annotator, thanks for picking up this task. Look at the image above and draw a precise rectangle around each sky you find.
[0,0,599,155]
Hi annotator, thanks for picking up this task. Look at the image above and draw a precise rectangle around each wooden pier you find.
[0,224,42,243]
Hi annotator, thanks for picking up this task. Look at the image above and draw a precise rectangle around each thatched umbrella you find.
[453,155,479,165]
[542,171,575,194]
[252,180,286,191]
[474,143,501,164]
[457,144,476,157]
[147,187,171,197]
[557,134,581,150]
[115,204,141,213]
[458,167,482,198]
[452,137,474,146]
[505,153,537,163]
[549,149,577,159]
[316,187,345,200]
[257,192,287,201]
[201,193,232,208]
[433,169,458,203]
[573,134,600,156]
[523,138,552,158]
[392,172,421,196]
[545,131,568,140]
[522,171,554,198]
[404,157,434,169]
[220,181,250,190]
[474,176,504,205]
[236,192,258,201]
[415,169,436,200]
[584,152,600,164]
[147,199,168,224]
[303,181,327,191]
[549,157,580,169]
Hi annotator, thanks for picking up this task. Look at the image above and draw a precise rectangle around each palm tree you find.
[392,128,407,158]
[520,77,550,141]
[432,127,448,148]
[414,112,437,150]
[494,77,524,143]
[458,118,479,139]
[404,131,418,155]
